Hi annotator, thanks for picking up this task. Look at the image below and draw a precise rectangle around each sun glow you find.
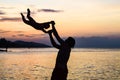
[0,0,120,43]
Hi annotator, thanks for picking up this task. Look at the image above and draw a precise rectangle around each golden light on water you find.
[0,48,120,80]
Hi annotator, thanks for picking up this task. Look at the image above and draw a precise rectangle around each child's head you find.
[65,37,75,48]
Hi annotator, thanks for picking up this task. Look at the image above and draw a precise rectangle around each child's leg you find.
[27,9,36,23]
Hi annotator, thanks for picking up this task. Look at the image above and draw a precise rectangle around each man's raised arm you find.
[48,30,61,49]
[51,21,64,44]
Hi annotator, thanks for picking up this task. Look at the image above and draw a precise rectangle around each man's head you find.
[65,37,75,48]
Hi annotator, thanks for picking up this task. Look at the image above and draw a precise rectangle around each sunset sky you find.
[0,0,120,44]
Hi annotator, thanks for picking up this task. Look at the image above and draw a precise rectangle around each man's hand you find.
[51,21,55,25]
[48,30,53,34]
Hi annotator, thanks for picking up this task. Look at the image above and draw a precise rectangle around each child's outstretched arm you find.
[51,21,64,44]
[48,30,61,49]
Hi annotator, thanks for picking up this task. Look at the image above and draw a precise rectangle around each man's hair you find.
[66,37,75,48]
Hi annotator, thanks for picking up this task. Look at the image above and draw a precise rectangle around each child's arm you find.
[48,30,61,49]
[51,21,64,44]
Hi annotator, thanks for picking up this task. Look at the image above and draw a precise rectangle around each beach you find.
[0,48,120,80]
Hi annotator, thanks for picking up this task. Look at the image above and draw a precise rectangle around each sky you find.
[0,0,120,44]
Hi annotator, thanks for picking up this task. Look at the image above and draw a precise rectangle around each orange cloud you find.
[38,9,63,13]
[0,17,21,22]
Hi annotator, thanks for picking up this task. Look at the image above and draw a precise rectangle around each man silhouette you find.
[21,9,75,80]
[48,21,75,80]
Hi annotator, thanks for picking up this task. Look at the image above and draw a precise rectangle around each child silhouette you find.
[21,9,51,33]
[48,21,75,80]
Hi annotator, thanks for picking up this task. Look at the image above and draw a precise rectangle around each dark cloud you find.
[0,7,14,9]
[40,34,48,37]
[25,35,34,38]
[0,29,10,33]
[0,10,5,15]
[17,34,25,36]
[17,34,36,38]
[0,17,21,22]
[15,31,24,33]
[12,35,16,37]
[22,33,48,38]
[22,11,36,15]
[30,33,48,38]
[0,30,24,35]
[38,9,63,13]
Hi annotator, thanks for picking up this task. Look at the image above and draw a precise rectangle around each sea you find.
[0,48,120,80]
